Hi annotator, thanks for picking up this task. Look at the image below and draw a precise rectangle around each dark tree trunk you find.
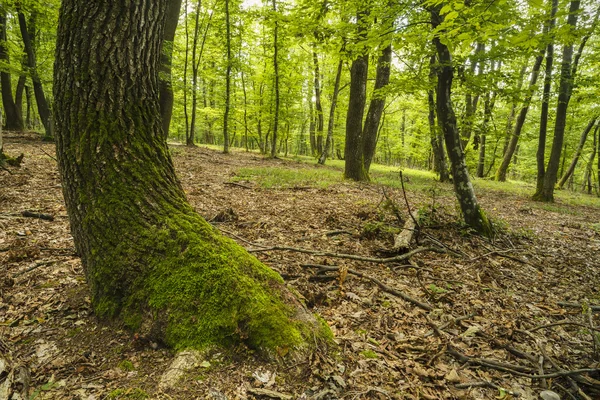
[223,0,231,153]
[557,116,597,188]
[270,0,280,158]
[0,12,24,131]
[313,51,324,155]
[477,91,496,178]
[363,42,392,172]
[318,58,342,165]
[15,74,25,123]
[18,11,52,139]
[428,55,448,182]
[54,0,325,353]
[535,0,558,196]
[535,0,580,202]
[431,5,491,236]
[159,0,182,139]
[344,11,369,181]
[496,53,544,181]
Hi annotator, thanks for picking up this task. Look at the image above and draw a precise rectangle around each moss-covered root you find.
[94,212,332,358]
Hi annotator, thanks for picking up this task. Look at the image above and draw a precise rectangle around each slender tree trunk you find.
[535,0,558,196]
[223,0,232,153]
[428,55,448,182]
[0,12,24,131]
[582,124,598,193]
[159,0,182,139]
[363,42,392,172]
[557,116,597,188]
[15,74,25,123]
[54,0,326,354]
[461,42,484,148]
[344,10,369,181]
[270,0,279,158]
[477,92,496,178]
[241,63,249,152]
[308,79,316,155]
[318,58,342,165]
[496,53,544,181]
[431,5,491,236]
[188,0,202,146]
[536,0,580,202]
[312,51,324,155]
[182,0,190,143]
[18,11,52,139]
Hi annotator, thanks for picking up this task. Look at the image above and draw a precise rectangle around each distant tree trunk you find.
[270,0,279,158]
[461,42,484,148]
[496,53,544,181]
[241,63,249,152]
[318,58,342,165]
[557,116,597,188]
[223,0,232,153]
[18,11,52,139]
[344,11,369,181]
[363,42,392,172]
[182,0,190,142]
[535,0,558,196]
[477,92,495,178]
[188,0,201,146]
[159,0,182,139]
[313,51,324,155]
[15,74,25,123]
[431,5,491,236]
[535,0,580,202]
[428,55,448,182]
[0,12,24,131]
[54,0,326,353]
[582,124,598,193]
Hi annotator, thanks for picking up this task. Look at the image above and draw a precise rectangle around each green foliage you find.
[118,360,135,372]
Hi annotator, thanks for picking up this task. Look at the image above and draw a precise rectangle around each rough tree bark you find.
[54,0,328,353]
[363,42,392,172]
[344,10,369,181]
[159,0,183,139]
[17,11,52,139]
[431,5,492,236]
[318,58,342,165]
[0,12,24,131]
[557,116,598,189]
[534,0,580,202]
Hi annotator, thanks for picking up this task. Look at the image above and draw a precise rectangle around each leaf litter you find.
[1,132,599,399]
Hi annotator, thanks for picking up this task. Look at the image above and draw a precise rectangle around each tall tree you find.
[428,54,448,182]
[0,11,24,131]
[223,0,232,153]
[312,50,324,155]
[54,0,327,352]
[159,0,183,139]
[318,58,342,165]
[557,116,598,189]
[270,0,280,158]
[431,4,492,236]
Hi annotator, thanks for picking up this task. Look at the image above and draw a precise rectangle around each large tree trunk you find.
[557,116,597,188]
[362,42,392,172]
[535,0,580,202]
[54,0,326,353]
[495,53,544,181]
[17,11,52,139]
[159,0,182,139]
[344,11,369,181]
[318,58,342,165]
[0,12,24,132]
[431,5,491,236]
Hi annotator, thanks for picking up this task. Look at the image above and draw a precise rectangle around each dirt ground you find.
[1,132,600,400]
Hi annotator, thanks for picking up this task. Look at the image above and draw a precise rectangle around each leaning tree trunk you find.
[431,5,492,236]
[557,116,597,188]
[318,58,342,165]
[535,0,580,202]
[54,0,327,353]
[18,11,52,139]
[362,42,392,172]
[0,12,24,132]
[159,0,182,139]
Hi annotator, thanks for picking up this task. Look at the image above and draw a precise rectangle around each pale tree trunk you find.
[313,51,324,155]
[159,0,183,139]
[535,0,580,202]
[318,58,342,165]
[557,116,598,188]
[363,42,392,172]
[54,0,326,353]
[431,5,491,236]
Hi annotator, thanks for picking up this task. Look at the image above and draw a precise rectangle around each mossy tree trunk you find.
[54,0,327,353]
[431,5,492,236]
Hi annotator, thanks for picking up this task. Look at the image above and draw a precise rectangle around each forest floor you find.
[1,132,600,400]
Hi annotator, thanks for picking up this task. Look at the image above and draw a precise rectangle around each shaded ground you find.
[1,132,599,400]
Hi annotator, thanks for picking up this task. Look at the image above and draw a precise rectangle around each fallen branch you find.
[246,388,292,400]
[298,230,354,241]
[13,260,57,278]
[224,181,253,189]
[249,245,446,264]
[21,211,54,221]
[301,263,433,311]
[455,381,520,397]
[558,302,600,312]
[526,320,600,334]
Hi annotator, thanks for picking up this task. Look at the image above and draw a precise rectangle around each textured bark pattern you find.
[344,52,368,181]
[363,43,392,172]
[432,6,490,235]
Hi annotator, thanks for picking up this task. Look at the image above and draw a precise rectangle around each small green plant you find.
[360,350,378,359]
[427,284,447,294]
[118,359,135,372]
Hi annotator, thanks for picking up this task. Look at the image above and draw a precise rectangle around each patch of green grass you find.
[360,349,378,359]
[232,166,343,188]
[118,359,135,372]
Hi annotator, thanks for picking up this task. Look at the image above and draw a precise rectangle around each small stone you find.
[540,390,561,400]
